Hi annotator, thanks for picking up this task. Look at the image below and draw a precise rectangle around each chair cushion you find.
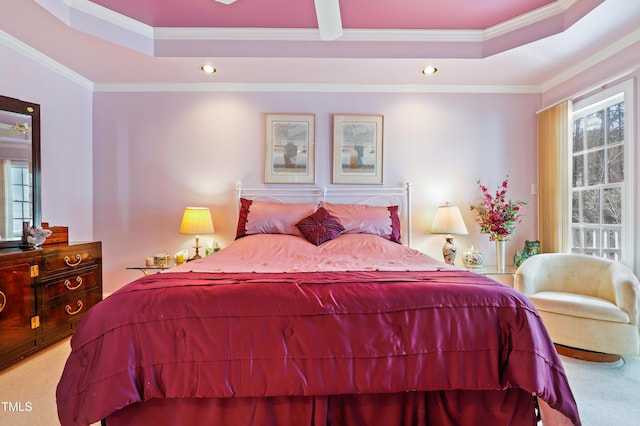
[529,291,630,323]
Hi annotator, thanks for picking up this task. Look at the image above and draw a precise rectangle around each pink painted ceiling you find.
[1,0,639,88]
[88,0,555,30]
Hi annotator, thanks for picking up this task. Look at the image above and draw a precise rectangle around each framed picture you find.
[264,113,315,184]
[332,114,383,184]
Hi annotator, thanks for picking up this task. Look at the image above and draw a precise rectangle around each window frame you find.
[570,79,635,267]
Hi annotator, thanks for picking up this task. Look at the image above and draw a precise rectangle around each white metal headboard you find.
[236,182,412,246]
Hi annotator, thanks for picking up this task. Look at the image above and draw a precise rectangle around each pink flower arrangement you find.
[470,176,527,242]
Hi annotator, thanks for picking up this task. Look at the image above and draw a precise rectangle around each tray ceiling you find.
[0,0,638,90]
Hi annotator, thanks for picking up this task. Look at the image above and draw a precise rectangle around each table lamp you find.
[431,202,468,265]
[179,207,214,260]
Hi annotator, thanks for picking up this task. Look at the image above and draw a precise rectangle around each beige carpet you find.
[1,337,638,425]
[0,338,91,426]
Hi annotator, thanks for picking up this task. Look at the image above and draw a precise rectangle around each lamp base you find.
[442,236,457,266]
[191,245,202,260]
[187,236,203,261]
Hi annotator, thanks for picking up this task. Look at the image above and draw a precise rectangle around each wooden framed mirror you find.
[0,95,41,248]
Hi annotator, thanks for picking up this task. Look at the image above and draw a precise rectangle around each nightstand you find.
[468,265,517,287]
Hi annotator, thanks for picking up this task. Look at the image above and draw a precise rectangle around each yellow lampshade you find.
[180,207,214,235]
[180,207,214,260]
[431,203,468,235]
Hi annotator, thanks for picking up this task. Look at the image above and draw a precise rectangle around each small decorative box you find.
[41,222,69,245]
[463,246,484,268]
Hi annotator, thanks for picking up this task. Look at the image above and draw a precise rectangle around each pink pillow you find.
[236,198,319,239]
[320,201,401,243]
[295,207,345,246]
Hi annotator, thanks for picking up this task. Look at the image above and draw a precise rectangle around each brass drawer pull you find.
[64,254,82,267]
[65,300,84,315]
[0,290,6,313]
[64,276,83,291]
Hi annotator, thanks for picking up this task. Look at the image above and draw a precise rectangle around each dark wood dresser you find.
[0,241,102,370]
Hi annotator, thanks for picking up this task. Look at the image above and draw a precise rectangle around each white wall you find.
[93,91,540,293]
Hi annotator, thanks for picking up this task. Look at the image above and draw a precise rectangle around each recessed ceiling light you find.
[200,65,217,74]
[422,66,438,76]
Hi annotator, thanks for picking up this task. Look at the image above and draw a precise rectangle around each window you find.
[570,81,634,264]
[11,161,31,238]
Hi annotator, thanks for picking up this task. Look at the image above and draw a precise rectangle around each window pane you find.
[586,110,604,149]
[584,228,599,248]
[12,186,23,201]
[607,102,624,144]
[572,154,584,187]
[587,150,604,185]
[607,145,624,183]
[603,229,620,249]
[11,167,23,184]
[573,117,584,151]
[603,188,621,224]
[572,191,580,223]
[582,189,600,223]
[572,227,582,248]
[13,220,26,237]
[573,155,585,187]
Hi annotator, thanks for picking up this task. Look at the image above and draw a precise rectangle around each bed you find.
[56,184,581,426]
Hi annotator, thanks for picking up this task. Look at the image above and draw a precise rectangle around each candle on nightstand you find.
[145,257,154,267]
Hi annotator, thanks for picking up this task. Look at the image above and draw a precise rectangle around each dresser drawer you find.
[42,268,100,303]
[0,260,37,357]
[40,290,101,333]
[0,241,102,370]
[40,244,100,278]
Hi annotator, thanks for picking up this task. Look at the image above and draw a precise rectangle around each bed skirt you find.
[104,389,538,426]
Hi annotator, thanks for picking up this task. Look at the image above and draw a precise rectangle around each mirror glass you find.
[0,95,41,247]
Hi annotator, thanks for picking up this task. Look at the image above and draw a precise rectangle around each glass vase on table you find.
[496,240,507,272]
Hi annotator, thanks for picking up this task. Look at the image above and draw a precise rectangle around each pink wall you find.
[94,91,540,293]
[0,43,94,243]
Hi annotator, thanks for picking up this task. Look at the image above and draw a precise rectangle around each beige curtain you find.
[537,100,571,253]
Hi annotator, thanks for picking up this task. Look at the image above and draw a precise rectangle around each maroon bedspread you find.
[56,270,580,425]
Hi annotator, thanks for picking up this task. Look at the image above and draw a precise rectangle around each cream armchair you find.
[515,253,639,356]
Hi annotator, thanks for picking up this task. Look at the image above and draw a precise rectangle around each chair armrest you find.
[611,263,639,325]
[515,255,545,295]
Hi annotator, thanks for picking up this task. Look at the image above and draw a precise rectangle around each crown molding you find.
[36,0,153,38]
[485,0,577,40]
[0,30,93,90]
[92,82,541,94]
[153,27,485,43]
[542,26,640,92]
